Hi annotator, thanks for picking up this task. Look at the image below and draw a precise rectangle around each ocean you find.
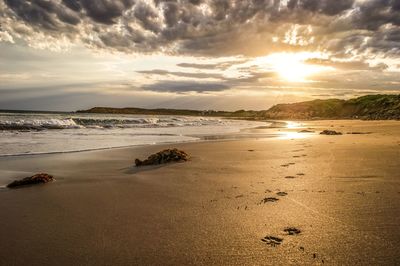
[0,111,267,156]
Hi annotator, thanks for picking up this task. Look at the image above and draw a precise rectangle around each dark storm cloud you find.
[177,60,247,70]
[137,65,280,93]
[133,2,162,33]
[0,0,399,58]
[305,58,388,71]
[177,63,223,69]
[142,80,229,93]
[64,0,136,25]
[3,0,80,29]
[287,0,354,16]
[137,69,224,79]
[62,0,82,12]
[350,0,400,30]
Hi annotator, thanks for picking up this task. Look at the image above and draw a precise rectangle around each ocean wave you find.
[0,116,227,131]
[0,118,82,130]
[72,117,225,128]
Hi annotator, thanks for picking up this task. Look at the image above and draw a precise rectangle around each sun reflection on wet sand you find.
[278,131,312,139]
[285,121,303,129]
[276,121,314,139]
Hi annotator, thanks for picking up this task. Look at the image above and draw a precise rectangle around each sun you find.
[252,52,333,82]
[274,57,323,82]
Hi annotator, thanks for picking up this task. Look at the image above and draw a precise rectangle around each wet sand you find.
[0,120,399,265]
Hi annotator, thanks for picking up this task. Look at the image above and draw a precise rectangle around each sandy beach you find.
[0,120,399,265]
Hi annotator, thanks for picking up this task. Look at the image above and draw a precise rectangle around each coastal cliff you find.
[78,94,400,120]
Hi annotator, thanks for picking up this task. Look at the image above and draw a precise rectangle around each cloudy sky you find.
[0,0,399,111]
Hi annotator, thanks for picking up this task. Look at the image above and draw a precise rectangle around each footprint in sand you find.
[276,192,288,196]
[261,197,279,203]
[261,236,283,246]
[281,163,295,167]
[284,227,301,235]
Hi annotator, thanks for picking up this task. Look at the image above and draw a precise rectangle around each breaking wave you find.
[0,118,81,130]
[0,116,227,131]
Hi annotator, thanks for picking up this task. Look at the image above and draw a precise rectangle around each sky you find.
[0,0,399,111]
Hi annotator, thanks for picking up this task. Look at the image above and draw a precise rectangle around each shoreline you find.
[0,114,270,158]
[0,140,198,159]
[0,119,280,158]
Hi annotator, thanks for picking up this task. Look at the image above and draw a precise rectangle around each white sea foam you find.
[0,114,231,130]
[0,112,267,156]
[0,118,82,130]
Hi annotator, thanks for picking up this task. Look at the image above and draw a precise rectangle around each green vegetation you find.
[78,94,400,120]
[263,94,400,120]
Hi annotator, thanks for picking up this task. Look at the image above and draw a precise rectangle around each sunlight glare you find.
[285,121,302,129]
[278,131,310,140]
[252,52,333,82]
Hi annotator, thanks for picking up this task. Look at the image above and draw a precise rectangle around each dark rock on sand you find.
[7,173,54,188]
[135,148,189,167]
[320,130,342,135]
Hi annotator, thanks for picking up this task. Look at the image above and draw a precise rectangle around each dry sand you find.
[0,120,399,265]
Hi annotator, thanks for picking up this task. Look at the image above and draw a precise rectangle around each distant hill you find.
[77,107,232,116]
[261,94,400,120]
[78,94,400,120]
